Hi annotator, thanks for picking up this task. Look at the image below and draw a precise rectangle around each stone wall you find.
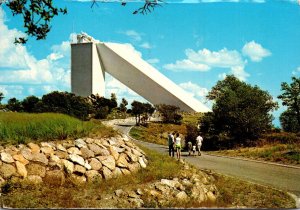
[0,135,147,186]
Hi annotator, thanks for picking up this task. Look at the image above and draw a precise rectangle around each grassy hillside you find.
[0,112,116,145]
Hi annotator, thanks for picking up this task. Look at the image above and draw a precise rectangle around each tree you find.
[119,98,128,112]
[1,0,162,44]
[200,75,278,147]
[155,104,182,124]
[7,98,23,112]
[110,93,118,109]
[21,95,40,113]
[131,101,145,125]
[0,92,4,104]
[278,77,300,132]
[279,109,300,133]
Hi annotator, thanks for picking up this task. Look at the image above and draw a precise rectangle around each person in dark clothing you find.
[167,131,175,157]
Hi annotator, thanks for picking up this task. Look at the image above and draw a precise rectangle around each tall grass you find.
[0,112,101,145]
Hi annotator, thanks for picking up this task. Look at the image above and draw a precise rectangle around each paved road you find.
[110,119,300,206]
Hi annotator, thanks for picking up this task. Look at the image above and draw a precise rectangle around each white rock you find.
[176,191,188,200]
[1,152,14,163]
[101,156,116,171]
[138,157,146,168]
[62,159,74,174]
[75,138,87,148]
[68,154,85,166]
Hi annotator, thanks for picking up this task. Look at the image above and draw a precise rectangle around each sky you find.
[0,0,300,126]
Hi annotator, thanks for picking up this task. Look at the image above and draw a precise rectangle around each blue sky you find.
[0,0,300,126]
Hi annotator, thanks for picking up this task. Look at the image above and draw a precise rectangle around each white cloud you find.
[242,41,271,62]
[146,58,160,64]
[230,66,249,81]
[123,30,142,42]
[0,7,72,101]
[139,42,152,49]
[164,59,210,71]
[292,66,300,75]
[179,81,209,98]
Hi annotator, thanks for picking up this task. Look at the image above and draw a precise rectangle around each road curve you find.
[108,119,300,206]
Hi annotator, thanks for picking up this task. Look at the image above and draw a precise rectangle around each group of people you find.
[167,131,203,160]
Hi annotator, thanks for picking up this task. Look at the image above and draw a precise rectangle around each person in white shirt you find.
[175,132,182,160]
[196,134,203,156]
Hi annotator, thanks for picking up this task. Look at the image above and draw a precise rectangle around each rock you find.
[26,163,46,177]
[67,147,82,155]
[85,170,102,182]
[131,148,142,157]
[85,138,94,144]
[176,191,188,200]
[69,174,87,185]
[13,154,29,165]
[25,175,43,185]
[41,146,54,155]
[16,161,27,177]
[32,153,48,165]
[80,147,94,159]
[191,186,206,202]
[136,188,143,195]
[75,138,87,148]
[84,161,92,170]
[21,148,33,161]
[115,189,125,197]
[0,176,5,187]
[138,157,147,168]
[27,142,40,153]
[62,159,74,174]
[88,143,105,156]
[117,153,128,168]
[109,146,119,161]
[68,154,85,166]
[182,179,193,187]
[44,170,65,186]
[101,155,116,171]
[1,152,15,163]
[108,139,116,145]
[89,158,102,171]
[112,167,123,178]
[54,150,68,159]
[207,191,217,203]
[74,164,86,175]
[128,163,140,173]
[120,168,131,175]
[41,142,55,148]
[161,179,179,188]
[101,166,113,179]
[49,154,61,164]
[57,144,67,152]
[115,147,125,153]
[0,163,16,178]
[125,151,138,162]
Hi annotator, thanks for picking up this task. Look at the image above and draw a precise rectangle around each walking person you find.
[175,132,182,160]
[187,141,192,156]
[167,132,175,157]
[196,133,203,156]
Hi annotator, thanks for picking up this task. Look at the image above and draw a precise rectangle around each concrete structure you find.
[71,37,210,112]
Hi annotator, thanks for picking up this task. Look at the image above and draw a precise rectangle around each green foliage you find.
[0,92,4,104]
[201,75,278,149]
[119,98,128,112]
[278,77,300,132]
[7,97,23,112]
[155,104,182,124]
[2,0,67,44]
[184,124,198,148]
[22,95,41,113]
[0,112,97,145]
[131,101,155,125]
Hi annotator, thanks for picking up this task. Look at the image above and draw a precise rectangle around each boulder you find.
[131,148,142,157]
[101,166,113,179]
[1,152,15,163]
[0,163,16,178]
[31,153,48,165]
[138,157,147,168]
[206,191,217,203]
[89,158,102,171]
[21,148,33,161]
[41,146,54,155]
[44,170,65,186]
[68,154,85,166]
[85,170,102,182]
[41,142,55,148]
[25,175,43,185]
[176,191,188,200]
[101,155,116,171]
[117,153,128,168]
[125,151,138,162]
[115,189,125,197]
[84,160,92,170]
[26,163,46,177]
[62,159,74,174]
[54,150,68,159]
[112,167,123,178]
[75,138,87,148]
[120,168,131,175]
[74,164,86,175]
[80,147,94,159]
[16,161,27,177]
[27,142,40,154]
[57,144,67,152]
[88,143,104,155]
[109,146,119,161]
[67,147,82,155]
[13,154,29,165]
[69,174,87,186]
[85,138,94,144]
[128,163,140,173]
